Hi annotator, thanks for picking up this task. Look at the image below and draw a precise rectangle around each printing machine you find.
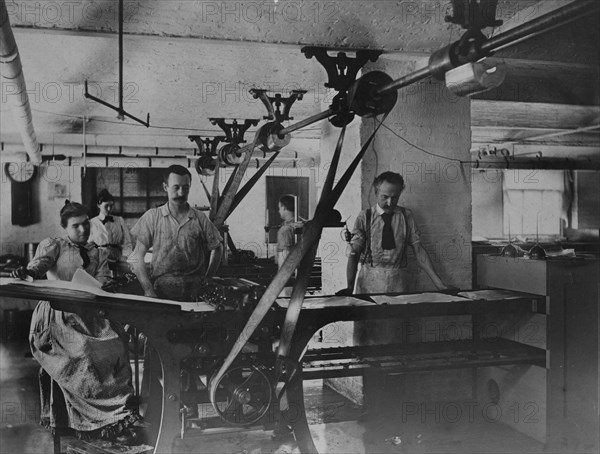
[5,264,595,453]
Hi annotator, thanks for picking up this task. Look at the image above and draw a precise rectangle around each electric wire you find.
[29,107,322,135]
[376,118,469,164]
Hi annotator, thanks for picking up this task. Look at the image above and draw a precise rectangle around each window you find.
[83,167,166,225]
[503,170,569,236]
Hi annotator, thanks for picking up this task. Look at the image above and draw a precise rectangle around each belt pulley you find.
[209,361,273,426]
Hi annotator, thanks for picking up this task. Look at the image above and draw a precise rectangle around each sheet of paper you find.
[0,277,215,311]
[71,268,102,289]
[276,295,375,309]
[370,292,468,305]
[1,276,95,292]
[458,289,534,300]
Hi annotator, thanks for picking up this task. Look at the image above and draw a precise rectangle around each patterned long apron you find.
[30,301,134,431]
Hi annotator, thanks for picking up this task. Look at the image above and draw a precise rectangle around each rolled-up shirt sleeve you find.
[197,211,222,250]
[277,225,293,251]
[405,209,421,245]
[350,211,367,252]
[131,211,155,249]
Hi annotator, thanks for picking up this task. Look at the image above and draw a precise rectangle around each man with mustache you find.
[343,171,448,295]
[129,165,223,301]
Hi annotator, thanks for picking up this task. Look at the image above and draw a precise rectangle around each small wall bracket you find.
[249,89,307,122]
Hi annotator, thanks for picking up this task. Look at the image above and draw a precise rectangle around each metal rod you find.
[480,0,598,54]
[278,108,335,136]
[118,0,123,114]
[81,0,150,127]
[374,66,433,97]
[376,0,599,96]
[84,89,150,126]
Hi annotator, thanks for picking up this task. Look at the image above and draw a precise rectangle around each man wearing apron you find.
[342,171,451,416]
[345,171,448,295]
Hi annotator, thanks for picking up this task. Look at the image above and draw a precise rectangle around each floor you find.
[0,338,554,454]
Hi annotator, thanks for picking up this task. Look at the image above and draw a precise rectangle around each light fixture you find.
[445,61,506,97]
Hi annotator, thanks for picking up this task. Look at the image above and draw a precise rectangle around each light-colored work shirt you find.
[131,203,223,280]
[277,220,303,252]
[350,205,421,269]
[89,215,133,261]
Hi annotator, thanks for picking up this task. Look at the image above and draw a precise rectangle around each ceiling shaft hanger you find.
[84,0,150,127]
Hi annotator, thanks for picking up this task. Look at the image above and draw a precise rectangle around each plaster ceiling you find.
[1,0,599,162]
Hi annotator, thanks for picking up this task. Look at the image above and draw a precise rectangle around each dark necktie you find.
[101,216,114,224]
[381,212,396,250]
[78,246,90,269]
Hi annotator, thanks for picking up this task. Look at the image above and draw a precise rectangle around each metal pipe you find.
[118,0,124,116]
[82,0,149,127]
[376,0,599,96]
[0,0,42,164]
[373,66,434,98]
[480,0,598,54]
[278,108,334,136]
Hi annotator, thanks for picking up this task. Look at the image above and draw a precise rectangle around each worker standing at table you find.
[342,171,449,294]
[88,189,133,275]
[129,164,223,301]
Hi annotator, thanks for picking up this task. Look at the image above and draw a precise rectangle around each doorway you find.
[266,176,310,243]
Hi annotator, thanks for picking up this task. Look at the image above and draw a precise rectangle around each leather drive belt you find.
[208,113,389,411]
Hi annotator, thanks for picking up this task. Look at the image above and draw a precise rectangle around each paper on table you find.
[370,292,468,305]
[72,268,102,289]
[1,276,99,292]
[0,277,215,311]
[458,289,533,300]
[276,296,374,309]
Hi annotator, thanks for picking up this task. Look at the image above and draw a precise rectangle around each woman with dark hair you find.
[89,189,133,275]
[11,201,142,443]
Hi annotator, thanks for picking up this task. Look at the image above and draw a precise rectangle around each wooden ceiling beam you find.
[471,100,600,129]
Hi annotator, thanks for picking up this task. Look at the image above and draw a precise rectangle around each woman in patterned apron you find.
[11,201,142,443]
